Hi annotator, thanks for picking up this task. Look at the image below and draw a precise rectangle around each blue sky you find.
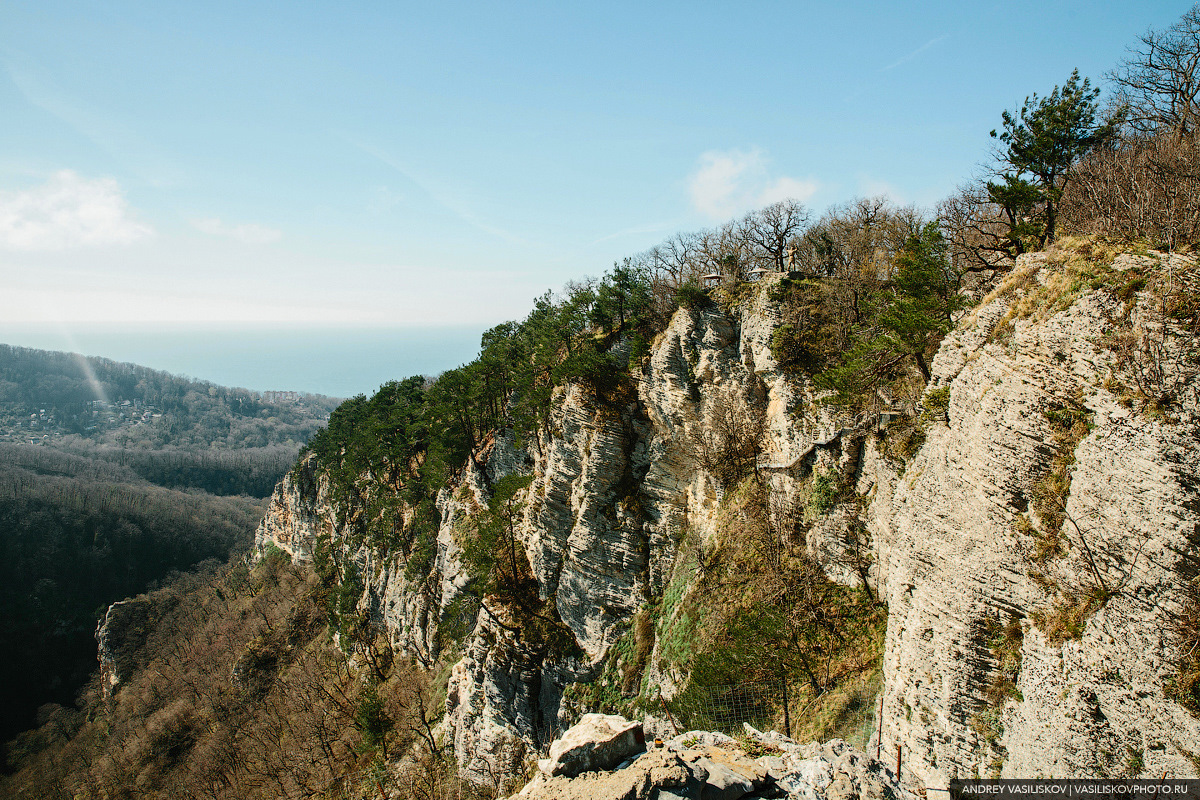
[0,1,1192,328]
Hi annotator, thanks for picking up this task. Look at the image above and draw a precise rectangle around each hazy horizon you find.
[1,1,1188,330]
[0,323,486,399]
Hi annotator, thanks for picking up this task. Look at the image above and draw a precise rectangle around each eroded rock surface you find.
[253,254,1200,785]
[872,252,1200,783]
[511,721,920,800]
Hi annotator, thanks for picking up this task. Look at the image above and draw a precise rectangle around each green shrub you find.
[806,471,840,518]
[984,614,1024,705]
[354,683,394,754]
[923,386,951,417]
[879,417,926,466]
[1126,747,1145,777]
[673,282,710,310]
[771,324,830,376]
[261,542,291,567]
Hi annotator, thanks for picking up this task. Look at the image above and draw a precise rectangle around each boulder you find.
[543,713,647,778]
[516,749,702,799]
[682,749,769,800]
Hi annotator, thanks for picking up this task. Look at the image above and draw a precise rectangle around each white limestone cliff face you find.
[872,251,1200,784]
[251,383,665,779]
[253,256,1200,784]
[253,454,456,664]
[443,289,842,778]
[251,279,843,778]
[253,457,333,565]
[444,385,653,780]
[633,290,865,693]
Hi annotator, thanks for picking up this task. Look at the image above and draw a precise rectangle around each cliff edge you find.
[255,241,1200,787]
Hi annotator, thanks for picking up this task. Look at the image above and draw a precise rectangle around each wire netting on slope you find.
[554,673,886,752]
[664,680,789,737]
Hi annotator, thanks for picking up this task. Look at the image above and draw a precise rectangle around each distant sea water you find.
[0,323,489,400]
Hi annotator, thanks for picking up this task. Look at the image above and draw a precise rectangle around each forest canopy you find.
[0,349,340,744]
[0,445,261,744]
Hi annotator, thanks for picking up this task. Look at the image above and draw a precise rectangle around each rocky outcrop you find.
[871,251,1200,784]
[254,456,335,564]
[96,596,159,700]
[254,251,1200,785]
[510,719,921,800]
[253,281,842,778]
[254,452,455,665]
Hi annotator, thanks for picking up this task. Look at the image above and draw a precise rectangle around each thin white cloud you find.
[0,170,153,250]
[759,176,819,206]
[589,220,676,246]
[192,217,282,244]
[881,35,947,71]
[342,134,529,245]
[688,148,818,220]
[6,60,184,187]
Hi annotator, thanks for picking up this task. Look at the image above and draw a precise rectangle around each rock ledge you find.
[510,718,923,800]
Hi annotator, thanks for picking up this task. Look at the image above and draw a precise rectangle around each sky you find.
[0,0,1193,330]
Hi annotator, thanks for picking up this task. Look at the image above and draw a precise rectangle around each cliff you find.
[872,247,1200,781]
[255,241,1200,787]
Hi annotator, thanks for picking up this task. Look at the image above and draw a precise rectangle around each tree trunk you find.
[913,351,931,383]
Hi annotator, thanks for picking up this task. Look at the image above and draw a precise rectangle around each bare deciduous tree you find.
[740,199,810,273]
[646,231,703,288]
[692,383,766,489]
[781,197,925,357]
[1111,5,1200,135]
[937,183,1021,274]
[793,196,921,281]
[1061,129,1200,248]
[697,220,753,281]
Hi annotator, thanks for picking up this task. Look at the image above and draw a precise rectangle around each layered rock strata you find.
[253,252,1200,784]
[872,252,1200,782]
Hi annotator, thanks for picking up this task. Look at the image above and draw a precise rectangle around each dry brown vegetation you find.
[1,552,477,800]
[1099,254,1200,417]
[670,477,886,736]
[1169,575,1200,713]
[691,383,767,489]
[1019,398,1117,645]
[1062,130,1200,248]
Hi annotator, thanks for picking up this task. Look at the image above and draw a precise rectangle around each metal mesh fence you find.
[663,680,788,736]
[554,671,883,754]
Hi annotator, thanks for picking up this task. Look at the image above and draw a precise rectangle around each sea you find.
[0,323,489,400]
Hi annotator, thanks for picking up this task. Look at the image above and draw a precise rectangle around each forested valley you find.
[0,348,339,746]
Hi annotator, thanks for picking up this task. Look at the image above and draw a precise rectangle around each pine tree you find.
[991,69,1123,245]
[880,223,963,381]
